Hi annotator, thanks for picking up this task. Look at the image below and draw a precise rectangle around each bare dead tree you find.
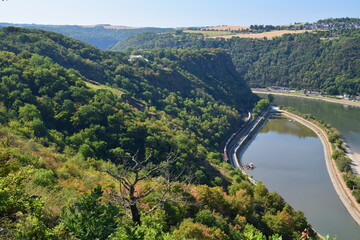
[100,151,193,225]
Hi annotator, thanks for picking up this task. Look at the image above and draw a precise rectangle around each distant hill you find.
[187,17,360,35]
[112,26,360,95]
[0,23,173,49]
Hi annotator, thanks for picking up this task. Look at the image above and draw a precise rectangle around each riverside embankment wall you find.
[225,108,273,184]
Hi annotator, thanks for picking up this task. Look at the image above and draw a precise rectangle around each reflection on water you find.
[261,116,316,138]
[240,117,360,239]
[259,94,360,153]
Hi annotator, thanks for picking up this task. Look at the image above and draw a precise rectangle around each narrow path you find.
[281,110,360,226]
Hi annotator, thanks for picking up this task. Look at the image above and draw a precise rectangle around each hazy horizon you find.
[0,0,359,28]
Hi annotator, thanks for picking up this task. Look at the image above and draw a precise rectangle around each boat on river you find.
[245,162,255,169]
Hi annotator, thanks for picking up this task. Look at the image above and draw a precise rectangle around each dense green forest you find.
[0,23,173,49]
[113,29,360,95]
[0,27,318,239]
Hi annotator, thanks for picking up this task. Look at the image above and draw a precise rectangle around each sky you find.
[0,0,359,27]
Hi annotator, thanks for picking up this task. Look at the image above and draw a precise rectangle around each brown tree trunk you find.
[129,185,141,224]
[130,202,141,224]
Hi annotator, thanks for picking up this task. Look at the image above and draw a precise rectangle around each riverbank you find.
[225,110,270,185]
[255,90,360,176]
[252,89,360,108]
[281,110,360,226]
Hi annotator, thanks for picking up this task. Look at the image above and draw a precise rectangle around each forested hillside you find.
[0,23,173,49]
[113,29,360,95]
[0,27,318,239]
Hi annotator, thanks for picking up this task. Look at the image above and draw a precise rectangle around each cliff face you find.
[141,49,257,110]
[175,49,257,109]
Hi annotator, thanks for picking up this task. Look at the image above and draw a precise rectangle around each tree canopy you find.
[0,27,318,239]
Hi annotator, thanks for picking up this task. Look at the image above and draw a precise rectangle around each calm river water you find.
[239,94,360,239]
[268,95,360,154]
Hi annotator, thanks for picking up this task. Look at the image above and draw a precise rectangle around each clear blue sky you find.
[0,0,359,27]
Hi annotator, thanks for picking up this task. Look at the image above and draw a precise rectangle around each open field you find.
[184,30,234,37]
[84,82,124,97]
[103,26,139,30]
[202,26,249,31]
[208,30,312,39]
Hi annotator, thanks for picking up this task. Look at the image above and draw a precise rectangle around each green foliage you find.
[112,210,168,240]
[335,155,352,172]
[78,143,95,159]
[32,168,58,188]
[15,214,50,240]
[229,181,254,196]
[18,104,42,121]
[0,29,257,186]
[195,209,217,228]
[303,113,315,120]
[0,167,42,217]
[0,150,21,177]
[116,30,360,95]
[62,186,120,240]
[353,189,360,203]
[0,166,51,239]
[195,209,229,234]
[262,206,296,240]
[171,219,229,240]
[252,99,270,118]
[328,132,340,143]
[0,27,318,239]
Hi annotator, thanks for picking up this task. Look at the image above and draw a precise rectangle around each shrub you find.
[353,189,360,203]
[62,186,119,240]
[33,168,57,187]
[171,219,228,240]
[328,132,340,143]
[335,156,351,172]
[15,215,49,240]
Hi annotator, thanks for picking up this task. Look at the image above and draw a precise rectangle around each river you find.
[267,94,360,154]
[239,94,360,239]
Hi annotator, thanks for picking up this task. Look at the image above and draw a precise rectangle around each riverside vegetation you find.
[0,27,320,239]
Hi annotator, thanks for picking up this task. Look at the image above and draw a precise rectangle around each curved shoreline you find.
[281,110,360,226]
[254,90,360,182]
